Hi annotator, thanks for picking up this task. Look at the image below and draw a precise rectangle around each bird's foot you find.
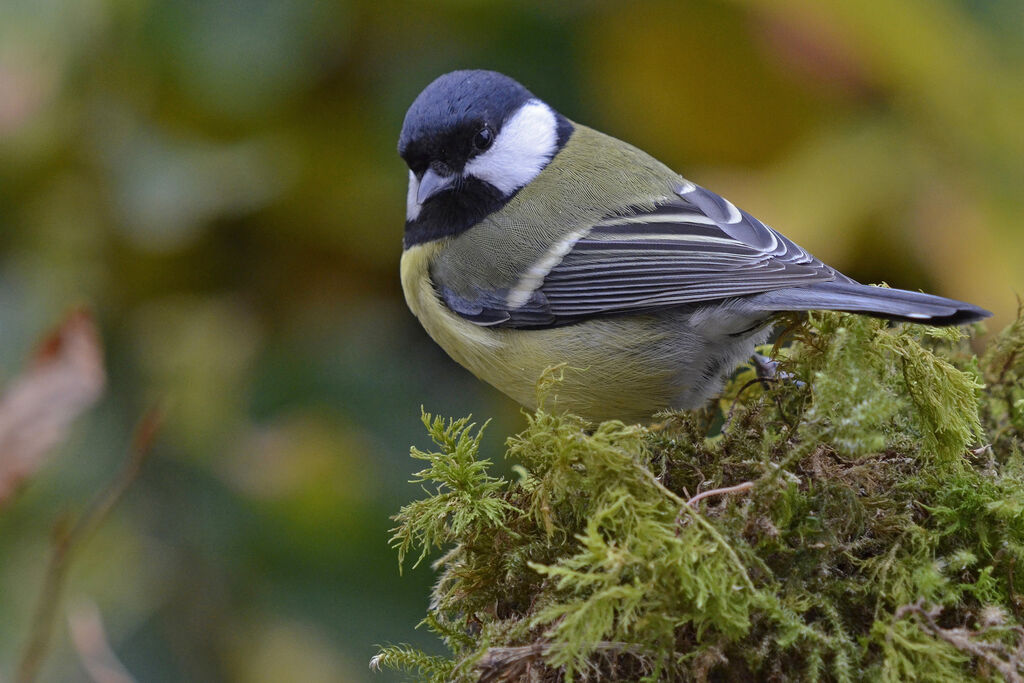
[751,353,805,387]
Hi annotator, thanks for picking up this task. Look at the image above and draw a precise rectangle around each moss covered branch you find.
[374,311,1024,681]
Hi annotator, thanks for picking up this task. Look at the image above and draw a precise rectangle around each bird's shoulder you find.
[430,123,683,293]
[430,124,844,328]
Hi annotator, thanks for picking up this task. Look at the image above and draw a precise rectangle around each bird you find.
[397,69,990,423]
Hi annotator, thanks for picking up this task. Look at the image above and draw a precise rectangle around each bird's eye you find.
[472,127,494,152]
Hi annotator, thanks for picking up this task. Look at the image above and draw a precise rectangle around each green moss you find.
[374,311,1024,681]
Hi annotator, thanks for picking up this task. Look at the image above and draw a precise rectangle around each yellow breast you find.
[400,243,685,422]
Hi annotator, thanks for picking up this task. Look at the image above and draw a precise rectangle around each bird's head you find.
[398,70,572,246]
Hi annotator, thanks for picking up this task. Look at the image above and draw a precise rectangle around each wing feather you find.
[443,181,848,328]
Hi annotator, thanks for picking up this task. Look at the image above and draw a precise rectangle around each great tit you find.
[398,70,991,423]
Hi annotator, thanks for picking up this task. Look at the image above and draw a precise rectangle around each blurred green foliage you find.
[0,0,1021,681]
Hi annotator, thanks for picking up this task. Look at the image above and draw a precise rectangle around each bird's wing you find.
[441,181,849,328]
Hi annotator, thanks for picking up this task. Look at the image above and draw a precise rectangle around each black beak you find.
[417,168,456,204]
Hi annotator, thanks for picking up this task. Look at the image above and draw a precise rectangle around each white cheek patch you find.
[406,170,421,221]
[463,99,558,196]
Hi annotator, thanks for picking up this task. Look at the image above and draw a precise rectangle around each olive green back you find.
[430,123,682,299]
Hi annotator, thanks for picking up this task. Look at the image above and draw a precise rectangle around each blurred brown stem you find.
[16,407,164,683]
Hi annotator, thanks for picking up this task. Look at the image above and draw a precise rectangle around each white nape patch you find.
[507,228,590,308]
[406,170,422,221]
[464,99,558,196]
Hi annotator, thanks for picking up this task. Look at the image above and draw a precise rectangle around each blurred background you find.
[1,0,1022,680]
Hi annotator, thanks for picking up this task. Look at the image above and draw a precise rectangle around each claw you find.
[751,353,805,388]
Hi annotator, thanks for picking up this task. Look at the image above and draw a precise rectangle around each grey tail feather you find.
[748,281,991,326]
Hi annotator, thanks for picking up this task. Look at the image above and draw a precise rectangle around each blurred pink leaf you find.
[0,309,106,504]
[68,598,138,683]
